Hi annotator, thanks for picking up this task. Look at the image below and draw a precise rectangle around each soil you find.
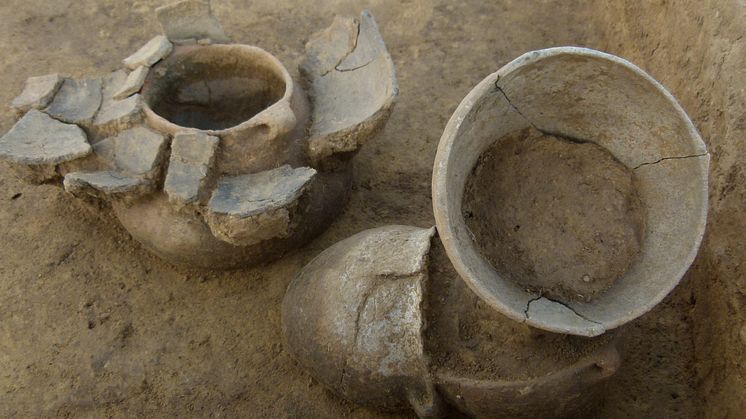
[425,238,616,381]
[0,0,741,418]
[462,127,644,302]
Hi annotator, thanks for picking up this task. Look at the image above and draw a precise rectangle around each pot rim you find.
[141,43,296,136]
[432,46,709,336]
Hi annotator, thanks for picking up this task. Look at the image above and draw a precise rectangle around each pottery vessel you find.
[432,47,709,336]
[0,1,397,269]
[282,225,621,418]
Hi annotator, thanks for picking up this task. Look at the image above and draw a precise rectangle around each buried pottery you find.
[283,47,707,417]
[433,47,709,336]
[282,226,621,418]
[0,1,397,269]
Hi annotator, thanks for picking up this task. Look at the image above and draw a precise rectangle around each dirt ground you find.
[0,0,742,418]
[462,127,644,303]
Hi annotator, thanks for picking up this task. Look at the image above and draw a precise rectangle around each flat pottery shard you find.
[97,70,131,117]
[155,0,230,44]
[282,226,442,415]
[205,165,317,246]
[92,94,145,138]
[301,11,397,167]
[0,109,91,182]
[95,127,167,176]
[64,171,148,199]
[114,66,148,100]
[123,35,173,70]
[10,73,63,115]
[91,70,145,141]
[44,77,103,126]
[63,127,166,200]
[163,131,219,206]
[59,115,164,176]
[101,69,128,101]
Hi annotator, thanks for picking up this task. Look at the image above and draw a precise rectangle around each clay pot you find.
[116,43,337,269]
[0,7,397,269]
[432,47,709,336]
[123,11,396,269]
[282,226,444,417]
[141,44,309,175]
[282,225,622,418]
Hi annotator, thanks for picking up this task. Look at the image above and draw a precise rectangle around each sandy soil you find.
[463,127,643,302]
[0,0,739,417]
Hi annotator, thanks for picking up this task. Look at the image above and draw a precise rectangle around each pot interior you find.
[143,45,287,131]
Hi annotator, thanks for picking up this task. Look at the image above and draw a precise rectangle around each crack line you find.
[523,295,542,319]
[524,294,603,327]
[320,19,362,77]
[494,79,539,130]
[335,58,376,72]
[632,152,708,170]
[540,295,604,326]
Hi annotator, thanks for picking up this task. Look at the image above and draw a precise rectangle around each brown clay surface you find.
[462,127,644,302]
[0,0,740,418]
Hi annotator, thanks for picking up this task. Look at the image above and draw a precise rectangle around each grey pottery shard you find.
[90,70,146,139]
[0,110,91,182]
[10,73,63,115]
[163,131,219,206]
[101,69,128,104]
[94,126,167,176]
[63,127,167,199]
[122,35,174,70]
[205,165,317,246]
[114,66,149,100]
[155,0,230,44]
[44,77,103,126]
[92,94,145,138]
[282,226,441,417]
[301,10,398,168]
[63,171,149,199]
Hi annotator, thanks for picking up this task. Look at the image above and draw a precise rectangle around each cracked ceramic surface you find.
[282,226,444,417]
[0,1,397,269]
[282,225,622,418]
[432,47,709,336]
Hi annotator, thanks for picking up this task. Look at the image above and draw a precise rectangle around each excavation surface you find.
[1,0,739,417]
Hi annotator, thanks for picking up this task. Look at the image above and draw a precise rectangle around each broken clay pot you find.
[432,47,709,337]
[0,1,397,269]
[282,226,443,417]
[282,225,621,418]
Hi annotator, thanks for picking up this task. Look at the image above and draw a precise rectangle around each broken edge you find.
[301,11,398,170]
